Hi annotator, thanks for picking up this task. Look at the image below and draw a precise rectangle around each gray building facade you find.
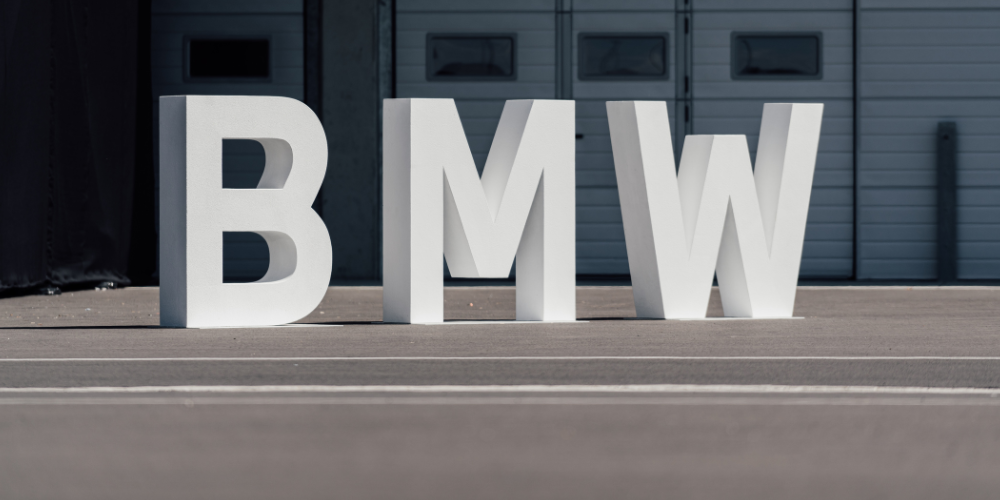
[150,0,1000,282]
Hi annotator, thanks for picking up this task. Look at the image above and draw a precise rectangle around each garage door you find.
[396,0,557,277]
[151,0,305,282]
[691,0,855,279]
[857,1,1000,279]
[393,0,856,278]
[572,1,677,275]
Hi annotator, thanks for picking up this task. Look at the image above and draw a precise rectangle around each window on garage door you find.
[578,33,669,80]
[731,32,822,80]
[185,37,271,82]
[426,34,517,80]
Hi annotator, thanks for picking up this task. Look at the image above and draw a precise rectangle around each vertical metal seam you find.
[676,0,693,157]
[555,0,572,100]
[378,0,396,280]
[305,0,322,216]
[686,3,693,139]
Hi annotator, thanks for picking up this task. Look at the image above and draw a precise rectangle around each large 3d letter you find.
[159,96,332,328]
[607,101,823,318]
[383,99,575,323]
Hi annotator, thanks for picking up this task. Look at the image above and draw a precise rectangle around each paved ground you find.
[1,286,1000,499]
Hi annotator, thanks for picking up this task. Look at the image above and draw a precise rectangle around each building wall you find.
[857,0,1000,279]
[147,0,1000,282]
[691,0,855,279]
[396,0,557,277]
[395,0,557,171]
[572,1,677,275]
[395,0,860,278]
[321,0,384,281]
[151,0,305,281]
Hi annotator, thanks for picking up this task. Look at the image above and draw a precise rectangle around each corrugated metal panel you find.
[574,0,675,12]
[572,12,676,100]
[692,11,852,99]
[397,0,554,12]
[152,0,302,14]
[861,0,1000,9]
[396,12,556,100]
[859,10,1000,99]
[395,8,556,169]
[858,6,1000,279]
[572,8,675,275]
[396,4,557,277]
[692,6,854,278]
[151,1,304,281]
[696,0,852,9]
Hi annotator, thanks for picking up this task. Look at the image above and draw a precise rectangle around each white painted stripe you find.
[1,384,1000,395]
[794,286,1000,291]
[672,317,803,321]
[322,285,1000,291]
[321,285,1000,290]
[197,324,341,329]
[384,320,589,325]
[0,396,999,406]
[0,356,999,362]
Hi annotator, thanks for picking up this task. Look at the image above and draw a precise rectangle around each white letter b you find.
[159,96,332,328]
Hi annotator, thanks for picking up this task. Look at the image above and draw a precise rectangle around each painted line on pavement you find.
[1,356,1000,362]
[1,384,1000,395]
[1,396,999,406]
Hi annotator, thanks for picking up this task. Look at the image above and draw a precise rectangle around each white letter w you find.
[607,101,823,318]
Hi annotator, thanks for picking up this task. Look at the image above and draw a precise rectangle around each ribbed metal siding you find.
[572,6,676,275]
[858,1,1000,279]
[691,2,855,278]
[396,0,556,277]
[396,1,556,171]
[151,0,304,281]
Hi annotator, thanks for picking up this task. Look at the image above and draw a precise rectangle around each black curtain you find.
[0,0,152,293]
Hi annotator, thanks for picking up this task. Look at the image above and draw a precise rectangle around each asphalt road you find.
[1,286,1000,500]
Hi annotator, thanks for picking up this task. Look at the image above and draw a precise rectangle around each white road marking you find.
[379,320,589,325]
[0,356,999,362]
[794,285,1000,290]
[0,396,999,406]
[195,324,342,329]
[1,384,1000,395]
[670,317,803,321]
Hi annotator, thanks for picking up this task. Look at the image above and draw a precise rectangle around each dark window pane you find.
[189,39,269,78]
[428,36,515,79]
[222,139,265,189]
[733,35,820,78]
[223,232,269,283]
[580,35,667,79]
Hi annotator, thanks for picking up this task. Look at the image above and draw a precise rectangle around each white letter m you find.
[383,99,576,324]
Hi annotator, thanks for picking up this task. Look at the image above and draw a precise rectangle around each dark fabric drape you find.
[128,0,156,286]
[0,0,145,293]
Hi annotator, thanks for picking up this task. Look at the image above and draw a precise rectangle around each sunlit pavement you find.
[1,286,999,500]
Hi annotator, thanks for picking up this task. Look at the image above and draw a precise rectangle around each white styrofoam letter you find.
[159,95,332,328]
[607,101,823,318]
[383,99,575,323]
